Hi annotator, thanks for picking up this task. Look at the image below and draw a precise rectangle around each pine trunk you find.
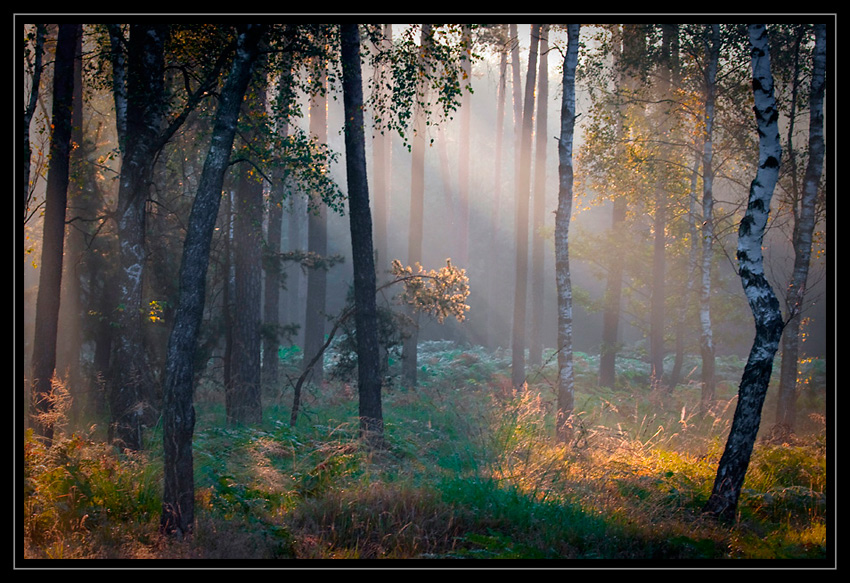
[30,23,77,442]
[228,122,265,426]
[511,24,540,388]
[775,23,826,432]
[160,24,265,538]
[341,23,384,443]
[303,62,329,385]
[401,24,431,388]
[529,24,549,368]
[108,24,168,450]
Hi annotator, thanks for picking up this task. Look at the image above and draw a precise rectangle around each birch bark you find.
[703,23,784,520]
[555,24,580,442]
[699,24,720,408]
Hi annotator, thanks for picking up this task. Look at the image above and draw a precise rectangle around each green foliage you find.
[389,258,470,323]
[366,24,475,149]
[23,342,828,560]
[23,429,162,554]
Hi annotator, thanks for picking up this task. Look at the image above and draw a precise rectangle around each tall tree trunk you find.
[699,24,720,410]
[340,23,383,444]
[23,24,46,220]
[160,24,265,538]
[649,24,678,390]
[284,186,307,347]
[371,24,393,278]
[598,195,626,388]
[227,78,266,426]
[650,186,666,389]
[30,23,77,442]
[262,107,289,390]
[303,60,329,385]
[484,39,509,348]
[598,25,630,388]
[401,24,432,388]
[669,143,703,388]
[107,24,168,450]
[555,24,580,442]
[775,23,826,433]
[511,24,540,388]
[58,26,85,415]
[703,23,784,521]
[456,24,472,268]
[529,24,549,369]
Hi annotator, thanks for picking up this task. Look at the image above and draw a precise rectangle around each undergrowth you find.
[21,343,829,562]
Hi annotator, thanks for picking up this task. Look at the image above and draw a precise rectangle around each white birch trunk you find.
[699,24,720,407]
[555,24,580,442]
[703,23,785,520]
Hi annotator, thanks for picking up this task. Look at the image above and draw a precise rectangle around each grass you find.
[21,342,830,563]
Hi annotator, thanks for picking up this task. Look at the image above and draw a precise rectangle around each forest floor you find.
[21,341,830,565]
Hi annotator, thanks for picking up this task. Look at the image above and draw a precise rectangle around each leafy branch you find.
[289,259,469,426]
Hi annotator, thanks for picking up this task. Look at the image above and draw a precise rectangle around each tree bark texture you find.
[30,23,77,442]
[484,41,508,348]
[303,61,329,385]
[555,24,580,442]
[160,24,265,538]
[511,24,540,388]
[401,24,432,388]
[107,24,168,450]
[228,107,265,426]
[23,24,46,219]
[703,24,784,521]
[371,24,393,278]
[340,23,384,443]
[529,24,549,369]
[598,25,633,389]
[57,27,85,411]
[775,23,826,432]
[699,24,720,408]
[455,24,473,268]
[262,112,288,390]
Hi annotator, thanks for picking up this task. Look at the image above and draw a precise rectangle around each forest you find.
[19,21,831,564]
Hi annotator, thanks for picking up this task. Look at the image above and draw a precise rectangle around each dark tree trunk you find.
[160,24,265,538]
[649,185,666,388]
[401,24,431,388]
[30,23,77,442]
[263,172,284,390]
[703,24,784,521]
[107,24,168,450]
[511,24,540,388]
[340,23,383,444]
[484,39,508,349]
[598,25,641,388]
[58,26,85,417]
[456,24,472,268]
[776,23,826,433]
[598,196,626,388]
[529,24,549,369]
[228,133,265,426]
[303,63,329,385]
[371,24,393,278]
[23,24,46,220]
